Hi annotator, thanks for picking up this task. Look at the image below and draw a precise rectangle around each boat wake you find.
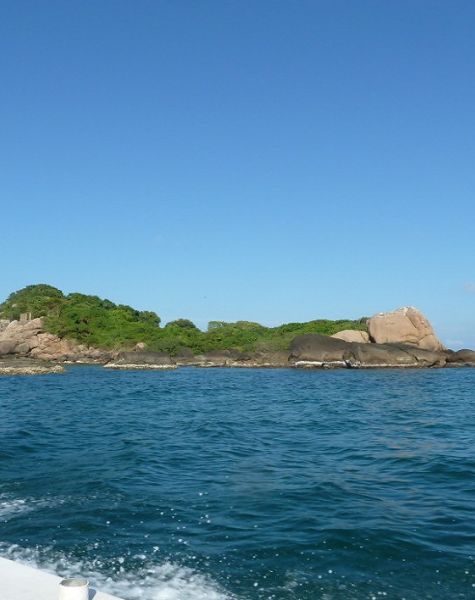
[0,489,234,600]
[0,542,233,600]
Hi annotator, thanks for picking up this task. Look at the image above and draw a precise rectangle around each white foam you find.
[0,495,64,520]
[0,498,30,519]
[0,543,234,600]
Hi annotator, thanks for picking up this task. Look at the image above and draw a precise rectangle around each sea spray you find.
[0,542,233,600]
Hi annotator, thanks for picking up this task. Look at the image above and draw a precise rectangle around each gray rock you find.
[0,356,64,376]
[290,335,349,363]
[114,351,174,366]
[397,345,447,367]
[15,342,34,355]
[290,334,446,368]
[348,343,416,367]
[0,340,17,355]
[349,343,445,368]
[445,349,475,366]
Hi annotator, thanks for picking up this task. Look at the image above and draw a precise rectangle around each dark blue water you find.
[1,367,475,599]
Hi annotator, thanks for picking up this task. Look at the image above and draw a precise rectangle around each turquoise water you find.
[0,366,474,599]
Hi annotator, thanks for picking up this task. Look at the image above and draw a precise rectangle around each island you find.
[0,284,474,374]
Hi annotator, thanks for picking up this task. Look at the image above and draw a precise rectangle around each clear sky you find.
[1,0,474,348]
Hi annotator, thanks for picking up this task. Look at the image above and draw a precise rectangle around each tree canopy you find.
[0,284,162,349]
[0,284,367,354]
[0,284,64,320]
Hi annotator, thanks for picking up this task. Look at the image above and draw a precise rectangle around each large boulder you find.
[0,318,109,362]
[29,333,85,361]
[367,307,444,351]
[0,318,45,356]
[290,334,446,368]
[348,343,445,368]
[332,330,370,343]
[290,334,350,366]
[4,318,43,337]
[348,343,417,368]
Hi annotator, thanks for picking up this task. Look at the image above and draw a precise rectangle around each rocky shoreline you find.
[2,343,474,376]
[0,307,474,375]
[0,357,65,376]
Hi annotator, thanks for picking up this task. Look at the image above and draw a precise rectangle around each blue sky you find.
[1,1,474,347]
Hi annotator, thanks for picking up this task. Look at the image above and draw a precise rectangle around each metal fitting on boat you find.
[58,578,89,600]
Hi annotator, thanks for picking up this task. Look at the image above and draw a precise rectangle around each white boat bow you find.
[0,557,124,600]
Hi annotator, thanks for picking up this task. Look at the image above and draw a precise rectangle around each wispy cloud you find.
[463,282,475,294]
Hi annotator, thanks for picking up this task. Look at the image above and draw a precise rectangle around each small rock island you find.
[0,285,473,374]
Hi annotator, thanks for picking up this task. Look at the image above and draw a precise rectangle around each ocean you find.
[0,366,474,599]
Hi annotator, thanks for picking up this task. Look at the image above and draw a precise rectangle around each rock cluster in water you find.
[292,307,473,368]
[0,307,474,373]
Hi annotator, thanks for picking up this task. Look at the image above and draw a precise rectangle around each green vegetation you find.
[0,284,367,355]
[0,284,65,320]
[0,285,161,349]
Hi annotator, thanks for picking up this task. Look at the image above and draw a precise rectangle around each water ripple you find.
[0,366,475,599]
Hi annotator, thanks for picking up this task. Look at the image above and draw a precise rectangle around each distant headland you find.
[0,284,474,375]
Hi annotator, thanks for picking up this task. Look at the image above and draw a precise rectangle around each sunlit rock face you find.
[0,318,107,362]
[367,307,445,351]
[331,330,370,343]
